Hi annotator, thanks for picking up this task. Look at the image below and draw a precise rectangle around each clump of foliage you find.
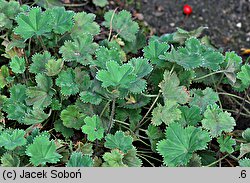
[0,0,250,167]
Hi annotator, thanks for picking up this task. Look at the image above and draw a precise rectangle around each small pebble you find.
[170,23,175,27]
[236,22,242,28]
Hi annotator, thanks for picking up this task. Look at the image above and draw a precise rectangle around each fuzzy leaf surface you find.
[47,7,74,34]
[29,51,52,74]
[237,64,250,89]
[45,59,64,76]
[152,100,181,126]
[159,71,190,104]
[14,7,52,39]
[9,56,26,74]
[217,135,235,153]
[26,74,55,108]
[67,152,93,167]
[157,123,210,167]
[102,149,126,167]
[81,115,104,142]
[96,61,136,88]
[161,38,224,70]
[26,135,62,166]
[143,40,170,66]
[56,68,79,96]
[0,129,26,150]
[71,12,100,38]
[59,34,98,65]
[105,131,133,153]
[60,105,86,129]
[189,88,219,113]
[201,105,236,137]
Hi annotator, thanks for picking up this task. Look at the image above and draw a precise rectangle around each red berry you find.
[183,4,192,15]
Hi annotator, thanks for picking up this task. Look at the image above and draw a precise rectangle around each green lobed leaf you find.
[105,131,133,153]
[115,108,142,131]
[93,0,108,7]
[160,38,224,70]
[143,40,170,66]
[151,100,182,126]
[217,135,236,153]
[189,87,219,113]
[45,59,64,76]
[0,129,26,150]
[67,152,93,167]
[96,61,137,88]
[178,106,202,126]
[102,149,127,167]
[56,68,79,96]
[26,74,55,108]
[9,56,26,74]
[122,147,142,167]
[29,51,53,74]
[54,120,74,138]
[71,12,100,38]
[128,57,153,78]
[59,34,98,65]
[80,91,102,105]
[157,123,211,167]
[242,128,250,142]
[103,10,139,42]
[81,115,105,142]
[186,153,202,167]
[159,71,190,104]
[14,7,53,39]
[239,158,250,167]
[47,7,74,34]
[201,105,236,137]
[146,124,164,152]
[60,105,86,130]
[92,46,122,69]
[239,143,250,159]
[237,64,250,89]
[1,153,20,167]
[26,135,62,166]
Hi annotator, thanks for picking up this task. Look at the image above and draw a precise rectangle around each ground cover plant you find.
[0,0,250,167]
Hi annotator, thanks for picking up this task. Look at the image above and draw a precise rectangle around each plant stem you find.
[206,154,230,167]
[37,36,47,51]
[62,2,88,7]
[107,99,116,133]
[218,92,250,106]
[135,93,161,130]
[193,70,225,81]
[236,87,250,121]
[100,101,110,118]
[137,154,154,167]
[108,8,118,42]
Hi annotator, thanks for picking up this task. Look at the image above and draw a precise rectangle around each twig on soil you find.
[236,87,250,121]
[108,8,118,42]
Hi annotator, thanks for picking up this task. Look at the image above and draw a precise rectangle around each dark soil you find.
[137,0,250,52]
